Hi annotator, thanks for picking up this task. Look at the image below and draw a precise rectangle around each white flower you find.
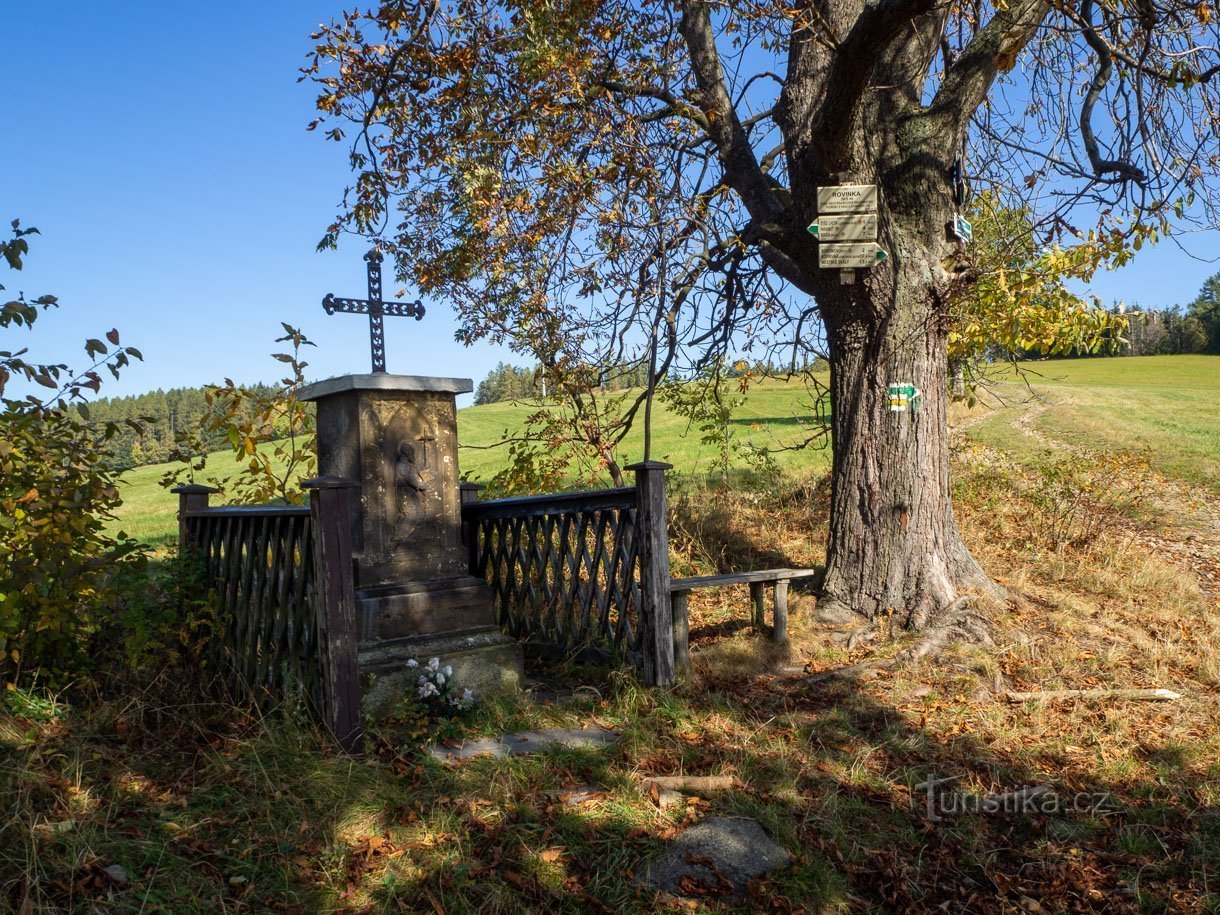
[406,659,419,668]
[418,681,439,699]
[418,675,428,685]
[462,689,474,702]
[427,657,441,672]
[443,666,453,678]
[435,673,445,686]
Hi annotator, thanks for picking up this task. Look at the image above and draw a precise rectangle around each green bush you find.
[0,220,151,684]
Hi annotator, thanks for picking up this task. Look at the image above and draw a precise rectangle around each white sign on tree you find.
[807,213,878,241]
[810,183,885,273]
[817,243,888,269]
[816,184,879,213]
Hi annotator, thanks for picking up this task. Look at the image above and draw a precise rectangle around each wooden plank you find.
[183,505,311,518]
[669,568,817,590]
[750,581,766,632]
[306,477,363,755]
[461,487,636,521]
[773,580,789,645]
[630,462,674,687]
[672,591,690,674]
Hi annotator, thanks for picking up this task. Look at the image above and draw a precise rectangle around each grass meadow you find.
[115,354,1218,545]
[7,354,1217,912]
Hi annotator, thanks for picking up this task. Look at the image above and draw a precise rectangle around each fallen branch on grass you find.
[1004,688,1182,702]
[638,775,738,794]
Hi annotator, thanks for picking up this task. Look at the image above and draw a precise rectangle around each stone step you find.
[427,727,620,764]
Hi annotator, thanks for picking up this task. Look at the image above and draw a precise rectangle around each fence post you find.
[304,475,363,755]
[459,482,484,575]
[171,483,218,554]
[628,461,675,686]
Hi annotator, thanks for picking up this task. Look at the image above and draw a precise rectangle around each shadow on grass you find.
[3,644,1216,913]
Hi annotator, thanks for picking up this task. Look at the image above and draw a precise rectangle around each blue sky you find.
[4,3,1217,404]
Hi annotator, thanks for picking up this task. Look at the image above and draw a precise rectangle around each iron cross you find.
[322,250,425,373]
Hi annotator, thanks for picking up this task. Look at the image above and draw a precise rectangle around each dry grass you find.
[4,433,1219,912]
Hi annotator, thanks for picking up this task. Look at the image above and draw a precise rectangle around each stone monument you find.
[300,373,523,710]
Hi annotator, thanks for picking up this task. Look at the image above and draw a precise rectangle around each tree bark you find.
[817,255,993,629]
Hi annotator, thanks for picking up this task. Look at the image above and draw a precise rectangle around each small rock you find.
[104,864,130,887]
[555,786,602,807]
[501,727,619,754]
[427,737,506,764]
[656,788,684,809]
[637,817,790,897]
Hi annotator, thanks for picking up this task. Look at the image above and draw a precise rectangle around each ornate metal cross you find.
[322,250,425,373]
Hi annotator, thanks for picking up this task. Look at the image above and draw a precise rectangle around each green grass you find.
[967,354,1220,492]
[114,354,1220,545]
[116,376,835,546]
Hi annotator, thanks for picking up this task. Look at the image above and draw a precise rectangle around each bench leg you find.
[773,581,788,644]
[750,581,766,633]
[672,590,690,674]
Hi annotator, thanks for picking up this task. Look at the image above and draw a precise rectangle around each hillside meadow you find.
[9,354,1220,912]
[113,355,1219,546]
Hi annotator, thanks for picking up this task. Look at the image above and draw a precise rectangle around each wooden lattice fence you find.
[174,478,362,752]
[461,461,675,684]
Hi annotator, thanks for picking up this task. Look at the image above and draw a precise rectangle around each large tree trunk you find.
[816,254,994,629]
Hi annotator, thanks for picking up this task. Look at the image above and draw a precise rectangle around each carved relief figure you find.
[393,435,436,544]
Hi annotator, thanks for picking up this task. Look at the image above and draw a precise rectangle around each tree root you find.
[805,592,1000,684]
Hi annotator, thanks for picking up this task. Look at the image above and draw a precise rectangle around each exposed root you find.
[896,595,996,665]
[813,596,871,629]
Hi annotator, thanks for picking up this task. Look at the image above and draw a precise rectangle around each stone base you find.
[360,627,523,715]
[358,575,498,641]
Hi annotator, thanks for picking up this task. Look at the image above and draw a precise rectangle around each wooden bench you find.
[668,568,818,669]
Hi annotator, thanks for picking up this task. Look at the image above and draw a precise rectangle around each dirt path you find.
[966,396,1220,607]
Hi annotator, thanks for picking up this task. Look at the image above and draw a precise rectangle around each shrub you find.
[0,221,148,685]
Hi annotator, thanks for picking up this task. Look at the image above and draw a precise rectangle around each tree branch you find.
[927,0,1053,143]
[678,0,786,226]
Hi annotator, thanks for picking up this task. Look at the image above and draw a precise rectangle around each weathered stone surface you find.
[310,385,468,587]
[358,577,498,640]
[637,818,790,897]
[427,727,620,764]
[300,374,473,399]
[304,374,523,712]
[361,628,523,714]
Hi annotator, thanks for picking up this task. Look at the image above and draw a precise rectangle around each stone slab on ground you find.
[637,817,790,897]
[428,727,619,764]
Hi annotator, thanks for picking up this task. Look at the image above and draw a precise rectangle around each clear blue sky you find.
[2,1,516,404]
[4,3,1217,404]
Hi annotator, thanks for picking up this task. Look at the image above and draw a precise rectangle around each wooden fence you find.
[461,461,675,685]
[173,478,362,753]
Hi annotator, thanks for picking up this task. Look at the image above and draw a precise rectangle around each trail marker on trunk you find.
[816,184,879,213]
[887,383,921,413]
[818,243,888,269]
[807,213,878,241]
[950,214,973,244]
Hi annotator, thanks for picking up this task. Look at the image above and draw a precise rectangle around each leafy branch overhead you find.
[304,0,1218,625]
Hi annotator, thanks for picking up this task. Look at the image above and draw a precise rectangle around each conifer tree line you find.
[78,383,278,469]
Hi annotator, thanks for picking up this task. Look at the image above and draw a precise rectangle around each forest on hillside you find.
[79,383,278,469]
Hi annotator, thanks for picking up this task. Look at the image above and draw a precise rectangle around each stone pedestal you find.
[300,374,522,710]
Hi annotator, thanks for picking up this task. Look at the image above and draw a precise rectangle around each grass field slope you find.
[112,355,1219,545]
